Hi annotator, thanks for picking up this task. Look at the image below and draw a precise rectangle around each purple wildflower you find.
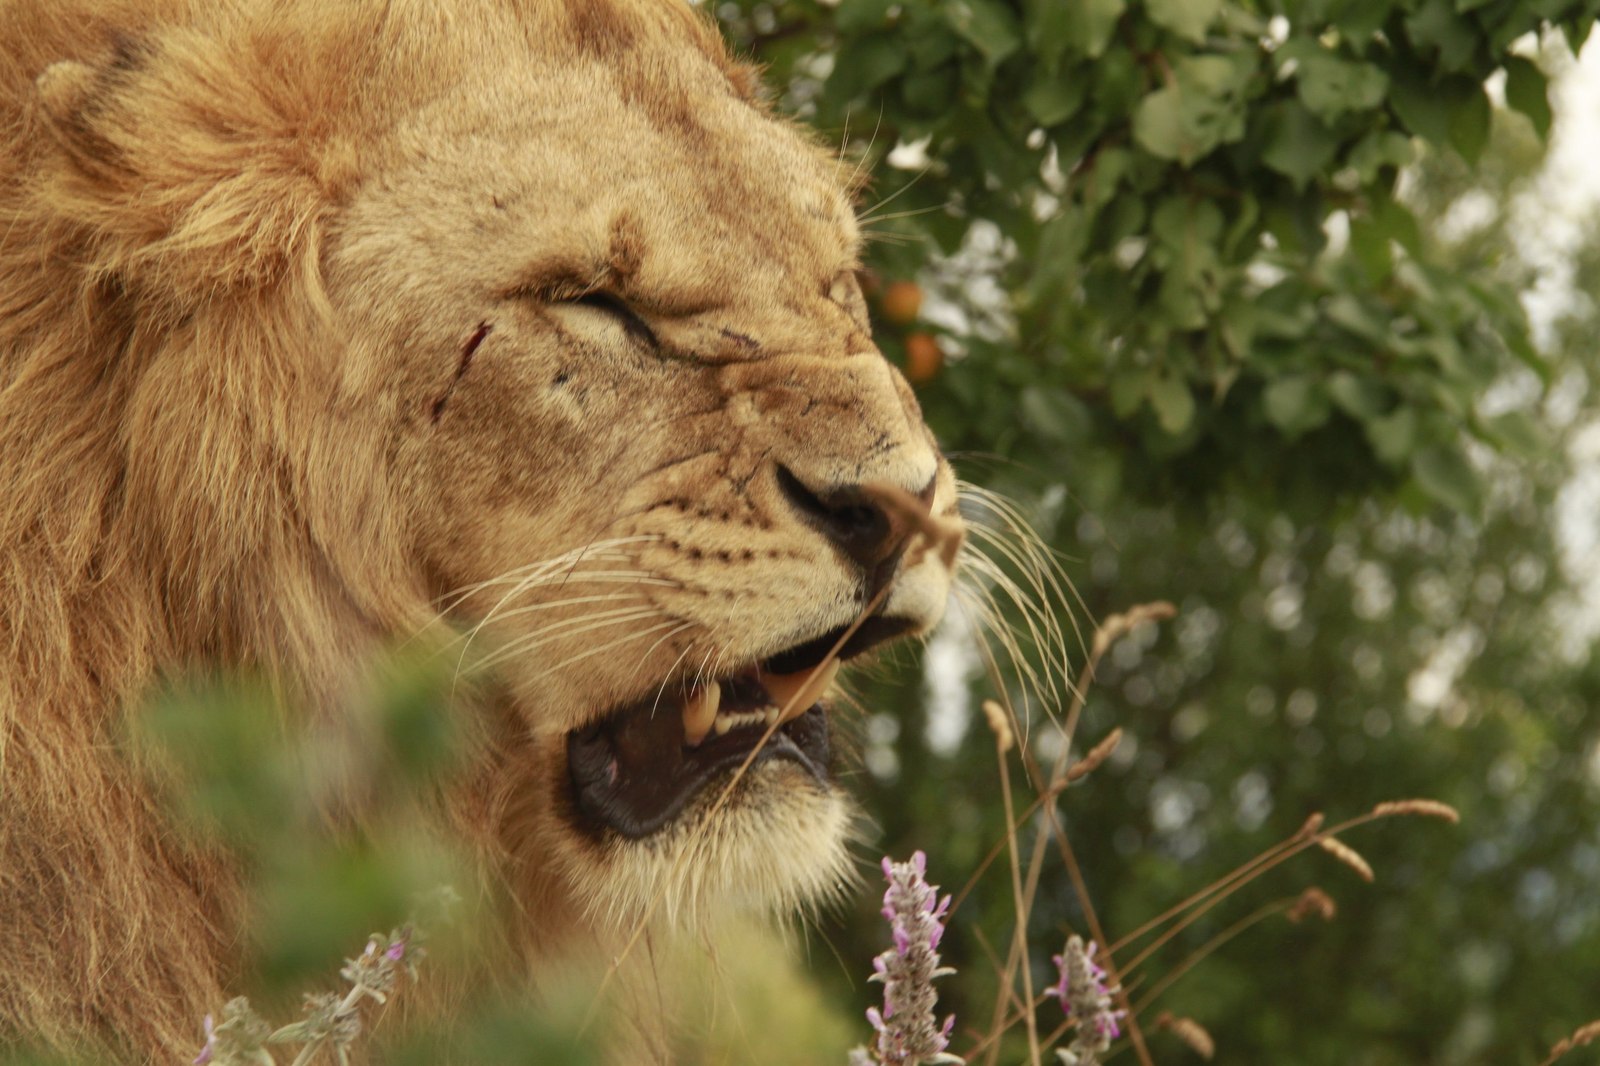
[191,1014,215,1066]
[1045,935,1126,1064]
[863,851,962,1065]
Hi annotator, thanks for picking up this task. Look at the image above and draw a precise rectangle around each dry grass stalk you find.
[1317,836,1375,883]
[988,698,1042,1066]
[866,482,966,571]
[1153,1012,1215,1060]
[982,699,1015,754]
[1286,887,1337,923]
[1371,799,1461,824]
[1294,813,1325,840]
[1065,728,1123,783]
[972,599,1178,1066]
[1089,602,1177,660]
[1540,1019,1600,1065]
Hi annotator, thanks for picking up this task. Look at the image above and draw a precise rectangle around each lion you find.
[0,0,963,1059]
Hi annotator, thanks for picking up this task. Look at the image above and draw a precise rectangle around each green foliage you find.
[719,3,1600,1063]
[721,0,1598,517]
[126,659,479,995]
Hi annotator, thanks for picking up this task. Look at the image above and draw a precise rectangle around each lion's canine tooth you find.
[682,682,721,747]
[765,659,842,725]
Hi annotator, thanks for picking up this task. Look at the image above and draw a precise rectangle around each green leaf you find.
[1365,406,1418,465]
[1326,372,1389,419]
[908,20,962,68]
[1027,207,1091,304]
[1025,0,1075,68]
[1020,385,1091,442]
[1405,0,1479,70]
[1132,54,1254,165]
[1147,0,1220,43]
[1389,69,1477,148]
[1448,82,1491,162]
[835,0,899,33]
[1411,443,1481,514]
[1348,129,1415,182]
[900,66,960,117]
[1333,0,1391,40]
[1371,196,1423,256]
[1325,292,1390,343]
[1293,50,1390,121]
[1149,374,1197,434]
[1028,0,1125,61]
[1074,0,1127,58]
[1261,100,1338,190]
[1110,366,1150,417]
[1149,197,1223,328]
[1504,55,1552,139]
[1023,66,1087,126]
[1479,410,1546,458]
[1133,84,1188,159]
[946,0,1022,66]
[824,33,907,105]
[1263,375,1332,436]
[1349,215,1394,281]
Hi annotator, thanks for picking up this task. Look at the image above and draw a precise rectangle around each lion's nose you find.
[775,464,937,582]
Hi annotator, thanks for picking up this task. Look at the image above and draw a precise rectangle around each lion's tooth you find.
[763,708,779,728]
[765,659,842,724]
[682,682,721,747]
[714,715,734,736]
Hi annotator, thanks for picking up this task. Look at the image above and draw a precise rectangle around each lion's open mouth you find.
[566,615,915,839]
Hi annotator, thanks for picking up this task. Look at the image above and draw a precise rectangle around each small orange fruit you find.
[904,332,943,385]
[880,280,923,326]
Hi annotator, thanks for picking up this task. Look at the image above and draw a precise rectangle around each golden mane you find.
[0,1,762,1055]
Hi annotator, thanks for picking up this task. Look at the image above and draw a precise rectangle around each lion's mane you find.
[0,0,766,1057]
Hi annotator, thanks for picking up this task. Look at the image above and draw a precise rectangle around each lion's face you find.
[325,10,962,922]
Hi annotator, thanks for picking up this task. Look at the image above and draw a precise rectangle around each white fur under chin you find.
[567,763,860,936]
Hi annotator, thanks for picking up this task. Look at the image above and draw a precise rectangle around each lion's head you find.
[0,0,961,1050]
[324,2,965,926]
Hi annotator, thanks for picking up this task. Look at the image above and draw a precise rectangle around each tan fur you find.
[0,0,961,1059]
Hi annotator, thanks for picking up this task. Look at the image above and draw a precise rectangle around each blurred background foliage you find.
[20,2,1600,1064]
[710,0,1600,1063]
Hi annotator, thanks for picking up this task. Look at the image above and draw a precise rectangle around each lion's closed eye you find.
[557,290,658,348]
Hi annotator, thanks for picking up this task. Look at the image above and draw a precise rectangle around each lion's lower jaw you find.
[556,767,859,940]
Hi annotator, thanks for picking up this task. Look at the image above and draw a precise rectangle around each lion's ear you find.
[31,30,361,308]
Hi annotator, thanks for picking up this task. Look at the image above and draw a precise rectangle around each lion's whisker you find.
[958,548,1066,713]
[641,629,700,717]
[481,591,650,628]
[959,481,1091,650]
[531,618,686,678]
[856,164,933,225]
[450,567,671,671]
[963,513,1073,663]
[954,569,1057,720]
[432,535,662,609]
[470,607,666,675]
